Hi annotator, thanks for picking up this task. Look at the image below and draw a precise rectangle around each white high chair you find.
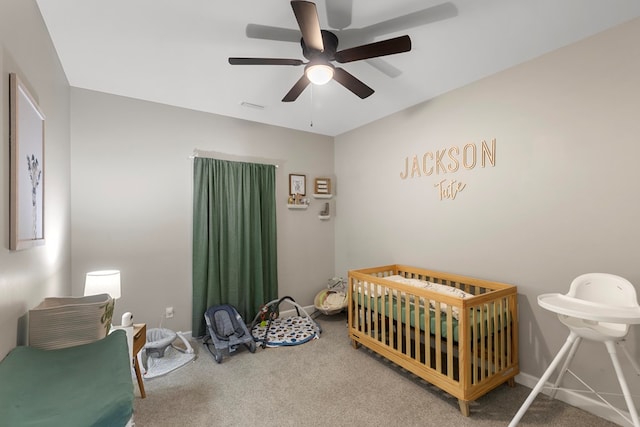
[510,273,640,426]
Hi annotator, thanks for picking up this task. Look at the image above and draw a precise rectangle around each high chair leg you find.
[606,340,640,427]
[619,340,640,376]
[509,332,579,427]
[549,335,582,399]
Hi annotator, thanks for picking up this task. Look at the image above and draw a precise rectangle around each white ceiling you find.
[36,0,640,137]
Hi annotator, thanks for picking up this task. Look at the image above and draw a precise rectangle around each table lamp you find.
[84,270,121,300]
[84,269,121,331]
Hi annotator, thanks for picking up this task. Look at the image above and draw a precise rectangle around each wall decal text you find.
[400,139,496,200]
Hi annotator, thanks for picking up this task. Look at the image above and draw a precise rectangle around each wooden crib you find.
[348,264,519,416]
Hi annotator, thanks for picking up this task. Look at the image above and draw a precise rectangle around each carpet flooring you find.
[133,313,618,426]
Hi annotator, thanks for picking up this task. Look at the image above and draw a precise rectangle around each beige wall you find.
[70,88,335,334]
[335,17,640,421]
[3,1,639,421]
[0,0,71,358]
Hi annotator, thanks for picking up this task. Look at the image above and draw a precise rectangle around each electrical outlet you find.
[165,306,174,318]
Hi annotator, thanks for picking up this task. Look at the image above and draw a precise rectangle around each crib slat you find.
[370,281,376,339]
[480,304,487,381]
[381,288,387,344]
[358,279,364,334]
[358,279,364,335]
[472,307,478,385]
[388,290,395,349]
[425,304,431,368]
[494,300,500,371]
[414,301,421,363]
[491,302,498,374]
[506,298,512,366]
[370,280,376,339]
[435,303,442,373]
[446,305,454,379]
[349,278,358,350]
[499,299,505,371]
[405,293,411,357]
[395,297,402,352]
[373,282,379,341]
[458,305,468,388]
[352,278,359,333]
[364,280,370,337]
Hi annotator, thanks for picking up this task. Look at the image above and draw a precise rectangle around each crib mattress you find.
[0,330,134,427]
[356,293,506,342]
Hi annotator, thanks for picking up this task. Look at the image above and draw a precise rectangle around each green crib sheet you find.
[355,293,506,342]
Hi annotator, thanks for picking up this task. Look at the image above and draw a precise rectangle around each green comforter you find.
[0,330,134,426]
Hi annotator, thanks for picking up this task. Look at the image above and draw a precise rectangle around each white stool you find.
[510,273,640,426]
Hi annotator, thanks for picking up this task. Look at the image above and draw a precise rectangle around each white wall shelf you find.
[313,194,333,199]
[287,204,308,210]
[318,215,331,220]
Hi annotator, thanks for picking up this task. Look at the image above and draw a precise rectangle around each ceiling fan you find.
[228,0,412,102]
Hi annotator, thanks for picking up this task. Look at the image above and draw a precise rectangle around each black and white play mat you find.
[250,297,321,347]
[251,316,318,347]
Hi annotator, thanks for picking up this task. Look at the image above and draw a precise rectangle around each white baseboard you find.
[278,304,316,318]
[515,372,631,426]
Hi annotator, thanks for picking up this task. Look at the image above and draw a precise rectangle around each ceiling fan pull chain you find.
[309,84,314,128]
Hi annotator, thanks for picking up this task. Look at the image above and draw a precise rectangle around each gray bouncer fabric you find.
[203,304,256,363]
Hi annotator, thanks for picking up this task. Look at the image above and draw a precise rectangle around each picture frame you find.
[289,173,306,196]
[9,73,46,251]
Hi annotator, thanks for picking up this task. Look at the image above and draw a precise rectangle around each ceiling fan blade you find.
[245,24,301,43]
[326,0,353,30]
[333,68,374,99]
[291,1,324,52]
[366,58,402,78]
[229,57,304,66]
[361,2,458,37]
[282,75,311,102]
[335,35,411,63]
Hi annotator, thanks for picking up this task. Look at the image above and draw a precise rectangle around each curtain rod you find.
[189,149,279,168]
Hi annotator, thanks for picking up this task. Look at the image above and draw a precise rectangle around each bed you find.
[348,264,519,416]
[0,329,134,426]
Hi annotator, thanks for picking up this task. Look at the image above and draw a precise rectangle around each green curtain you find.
[192,157,278,337]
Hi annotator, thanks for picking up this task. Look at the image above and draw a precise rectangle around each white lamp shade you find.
[305,64,334,85]
[85,270,121,299]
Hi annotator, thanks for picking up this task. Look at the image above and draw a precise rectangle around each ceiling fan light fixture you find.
[305,63,334,85]
[229,1,413,102]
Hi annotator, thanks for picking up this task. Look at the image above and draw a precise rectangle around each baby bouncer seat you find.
[314,277,347,316]
[145,328,177,358]
[143,328,195,379]
[203,304,256,363]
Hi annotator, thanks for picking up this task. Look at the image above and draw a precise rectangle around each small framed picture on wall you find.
[289,174,306,196]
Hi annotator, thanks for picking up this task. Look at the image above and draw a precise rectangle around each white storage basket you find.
[28,294,114,350]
